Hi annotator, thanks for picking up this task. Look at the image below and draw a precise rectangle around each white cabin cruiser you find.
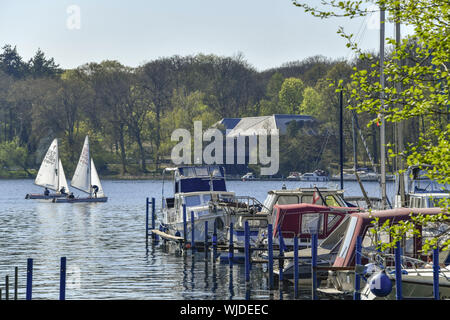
[160,166,235,245]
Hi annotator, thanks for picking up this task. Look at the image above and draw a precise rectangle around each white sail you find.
[90,158,105,197]
[35,139,59,191]
[70,136,91,194]
[58,159,70,193]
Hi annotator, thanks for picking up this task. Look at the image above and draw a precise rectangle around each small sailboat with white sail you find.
[25,138,70,200]
[54,136,107,203]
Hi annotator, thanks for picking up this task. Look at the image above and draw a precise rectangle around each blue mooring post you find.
[394,241,403,300]
[212,220,217,261]
[145,197,149,247]
[183,204,187,247]
[151,197,156,241]
[245,221,250,282]
[26,258,33,300]
[278,226,284,283]
[354,236,362,300]
[204,220,209,258]
[311,233,318,300]
[191,211,195,251]
[433,247,440,300]
[60,257,66,300]
[229,222,234,266]
[294,236,299,298]
[268,224,273,289]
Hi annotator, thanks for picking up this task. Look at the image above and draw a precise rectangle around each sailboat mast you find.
[56,138,59,192]
[89,140,92,197]
[395,9,406,207]
[380,6,387,209]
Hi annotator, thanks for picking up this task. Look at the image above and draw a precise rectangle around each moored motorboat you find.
[319,207,447,297]
[160,166,235,245]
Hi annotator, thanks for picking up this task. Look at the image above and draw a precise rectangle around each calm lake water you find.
[0,178,394,300]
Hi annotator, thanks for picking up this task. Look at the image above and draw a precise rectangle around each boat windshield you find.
[185,195,202,207]
[338,216,358,259]
[261,194,276,214]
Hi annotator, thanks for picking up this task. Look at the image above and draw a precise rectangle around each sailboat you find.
[25,139,70,199]
[54,136,107,203]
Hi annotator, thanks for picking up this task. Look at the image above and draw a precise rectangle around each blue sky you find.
[0,0,396,71]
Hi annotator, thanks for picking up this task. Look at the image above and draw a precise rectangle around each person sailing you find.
[44,187,50,196]
[92,185,99,198]
[60,186,67,195]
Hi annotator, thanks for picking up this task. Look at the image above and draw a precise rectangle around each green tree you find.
[278,77,305,114]
[294,0,450,251]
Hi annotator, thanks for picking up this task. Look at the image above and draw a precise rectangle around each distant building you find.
[212,114,317,176]
[215,114,316,137]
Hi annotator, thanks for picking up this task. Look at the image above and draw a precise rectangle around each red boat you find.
[271,203,359,248]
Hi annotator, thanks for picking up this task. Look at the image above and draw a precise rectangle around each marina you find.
[0,178,401,300]
[0,0,448,306]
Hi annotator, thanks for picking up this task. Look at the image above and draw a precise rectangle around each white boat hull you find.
[53,196,108,203]
[25,193,66,200]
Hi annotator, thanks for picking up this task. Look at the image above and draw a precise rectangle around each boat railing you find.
[211,196,268,215]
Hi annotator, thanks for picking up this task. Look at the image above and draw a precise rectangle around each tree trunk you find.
[118,124,127,174]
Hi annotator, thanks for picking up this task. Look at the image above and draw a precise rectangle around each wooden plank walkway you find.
[150,229,184,242]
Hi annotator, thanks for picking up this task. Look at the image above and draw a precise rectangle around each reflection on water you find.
[0,179,393,299]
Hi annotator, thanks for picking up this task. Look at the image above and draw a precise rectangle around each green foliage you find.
[278,77,305,114]
[295,0,450,252]
[0,138,31,176]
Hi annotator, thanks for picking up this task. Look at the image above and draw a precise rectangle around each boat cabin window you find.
[301,213,324,235]
[185,195,201,207]
[165,197,175,209]
[194,167,209,176]
[276,195,299,205]
[361,225,390,251]
[338,216,358,259]
[324,195,340,206]
[182,167,196,177]
[327,214,342,232]
[262,194,277,214]
[203,194,212,203]
[302,194,341,206]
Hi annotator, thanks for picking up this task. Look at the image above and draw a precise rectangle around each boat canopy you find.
[333,207,445,267]
[173,166,227,193]
[272,203,357,240]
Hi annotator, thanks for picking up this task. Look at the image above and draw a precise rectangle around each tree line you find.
[0,43,438,178]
